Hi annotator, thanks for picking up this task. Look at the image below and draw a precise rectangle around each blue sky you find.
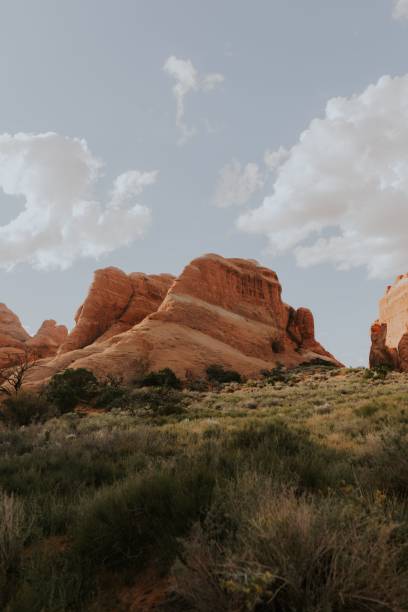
[0,0,408,365]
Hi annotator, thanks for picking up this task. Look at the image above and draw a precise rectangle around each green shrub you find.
[220,421,352,491]
[0,391,54,427]
[0,491,31,608]
[354,402,380,418]
[139,368,182,390]
[364,365,392,380]
[206,365,241,384]
[260,363,289,384]
[44,368,98,412]
[9,548,90,612]
[93,376,129,409]
[185,378,209,392]
[173,486,408,612]
[366,430,408,497]
[130,388,185,416]
[74,464,215,570]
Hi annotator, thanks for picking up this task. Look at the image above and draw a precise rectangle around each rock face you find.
[26,320,68,359]
[26,254,340,385]
[0,304,67,368]
[370,274,408,371]
[0,304,31,367]
[59,267,175,353]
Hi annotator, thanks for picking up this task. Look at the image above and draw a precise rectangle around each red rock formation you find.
[26,320,68,359]
[96,272,175,342]
[369,274,408,371]
[0,303,31,367]
[59,267,175,353]
[0,304,67,368]
[26,254,341,384]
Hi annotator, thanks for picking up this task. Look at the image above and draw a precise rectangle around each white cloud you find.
[263,147,290,172]
[214,147,288,208]
[393,0,408,20]
[163,56,224,144]
[214,160,264,208]
[110,169,158,207]
[237,74,408,279]
[0,132,157,270]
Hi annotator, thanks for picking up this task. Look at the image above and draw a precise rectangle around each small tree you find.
[44,368,99,413]
[0,349,38,397]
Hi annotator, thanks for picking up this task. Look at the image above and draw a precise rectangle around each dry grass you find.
[0,366,408,610]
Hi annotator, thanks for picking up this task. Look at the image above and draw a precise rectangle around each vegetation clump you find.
[260,363,289,384]
[130,387,185,416]
[0,391,55,427]
[206,364,242,384]
[0,367,407,610]
[139,368,182,390]
[44,368,99,412]
[364,364,392,380]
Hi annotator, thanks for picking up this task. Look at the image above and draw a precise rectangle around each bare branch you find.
[0,348,38,396]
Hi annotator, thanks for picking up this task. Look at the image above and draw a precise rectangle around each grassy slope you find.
[0,367,408,611]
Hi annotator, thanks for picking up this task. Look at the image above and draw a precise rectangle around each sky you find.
[1,0,408,366]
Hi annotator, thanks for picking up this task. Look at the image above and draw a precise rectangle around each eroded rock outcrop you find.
[26,254,340,384]
[59,267,175,353]
[26,320,68,359]
[0,304,67,367]
[0,303,31,367]
[370,274,408,371]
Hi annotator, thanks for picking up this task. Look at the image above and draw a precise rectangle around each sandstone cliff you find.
[26,320,68,359]
[0,304,67,367]
[26,254,340,384]
[370,274,408,371]
[59,268,175,353]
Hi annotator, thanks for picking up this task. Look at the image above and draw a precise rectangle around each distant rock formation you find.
[26,320,68,359]
[0,304,67,368]
[370,274,408,371]
[25,254,341,385]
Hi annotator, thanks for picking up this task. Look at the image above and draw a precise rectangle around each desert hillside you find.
[0,364,407,611]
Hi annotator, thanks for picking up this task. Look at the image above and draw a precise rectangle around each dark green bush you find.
[139,368,182,390]
[174,489,408,612]
[74,464,215,570]
[0,391,55,427]
[260,363,289,384]
[0,442,127,497]
[44,368,99,412]
[206,364,241,384]
[9,548,91,612]
[93,376,129,409]
[185,378,209,392]
[364,364,392,380]
[366,430,408,497]
[131,388,185,416]
[220,421,352,491]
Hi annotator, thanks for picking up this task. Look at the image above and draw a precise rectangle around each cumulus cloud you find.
[393,0,408,20]
[263,147,290,172]
[214,160,264,208]
[214,147,288,208]
[0,132,157,270]
[237,74,408,279]
[163,56,224,144]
